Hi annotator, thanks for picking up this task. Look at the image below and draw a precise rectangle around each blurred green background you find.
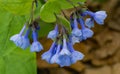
[37,0,120,74]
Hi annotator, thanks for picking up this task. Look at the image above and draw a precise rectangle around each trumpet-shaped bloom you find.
[94,11,107,24]
[31,41,43,52]
[10,25,26,47]
[68,43,84,64]
[47,25,58,40]
[20,36,30,49]
[78,18,94,40]
[41,42,56,63]
[30,30,43,52]
[72,18,82,37]
[84,11,107,25]
[57,55,71,67]
[56,38,72,67]
[59,39,71,55]
[50,44,61,64]
[20,29,30,49]
[81,28,94,40]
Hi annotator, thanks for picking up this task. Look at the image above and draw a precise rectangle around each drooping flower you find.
[47,24,58,40]
[10,25,26,47]
[57,54,71,67]
[70,18,82,44]
[50,44,61,64]
[20,28,30,49]
[94,11,107,24]
[71,18,82,37]
[68,42,84,64]
[41,42,56,63]
[78,18,94,40]
[56,38,72,67]
[84,11,107,26]
[30,30,43,52]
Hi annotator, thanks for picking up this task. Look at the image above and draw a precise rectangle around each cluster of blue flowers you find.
[42,10,107,67]
[10,10,107,67]
[70,10,107,44]
[42,24,84,67]
[10,22,43,52]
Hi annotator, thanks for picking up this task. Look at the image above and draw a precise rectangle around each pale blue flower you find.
[10,25,26,47]
[20,29,30,49]
[59,39,71,55]
[10,34,23,46]
[68,43,84,64]
[47,25,58,40]
[85,18,94,28]
[81,28,94,40]
[71,51,84,64]
[30,30,43,52]
[20,37,30,49]
[84,11,107,25]
[50,44,61,64]
[72,18,82,37]
[31,41,43,52]
[78,18,94,40]
[56,38,72,67]
[57,55,71,67]
[41,42,56,63]
[94,11,107,24]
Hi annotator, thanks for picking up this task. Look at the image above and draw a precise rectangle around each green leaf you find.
[0,58,5,74]
[0,0,33,15]
[40,0,86,23]
[3,49,36,74]
[34,1,43,18]
[0,8,36,74]
[56,0,86,9]
[58,15,71,32]
[40,0,61,22]
[38,20,54,37]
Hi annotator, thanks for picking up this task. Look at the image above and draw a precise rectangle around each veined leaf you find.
[0,0,33,15]
[40,0,61,22]
[0,8,36,74]
[40,0,86,23]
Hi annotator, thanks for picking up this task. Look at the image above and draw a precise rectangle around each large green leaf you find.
[0,0,33,15]
[40,0,61,23]
[40,0,86,22]
[0,8,36,74]
[3,49,36,74]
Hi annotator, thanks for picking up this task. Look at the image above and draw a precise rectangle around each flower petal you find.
[94,11,107,24]
[82,28,94,40]
[71,51,84,64]
[30,41,43,52]
[85,18,94,28]
[57,55,71,67]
